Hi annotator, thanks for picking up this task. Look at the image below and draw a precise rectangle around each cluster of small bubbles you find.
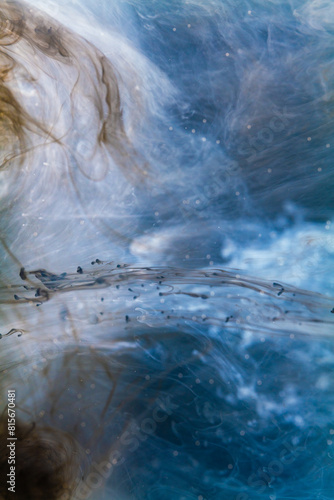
[325,220,331,230]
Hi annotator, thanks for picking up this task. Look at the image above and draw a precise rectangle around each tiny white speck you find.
[155,211,159,216]
[172,27,176,31]
[80,220,85,225]
[257,380,262,386]
[327,440,333,445]
[209,379,214,384]
[33,232,38,237]
[247,124,252,129]
[210,291,215,296]
[195,199,200,204]
[290,334,295,339]
[173,450,179,456]
[248,10,252,15]
[267,168,272,173]
[209,261,214,265]
[160,298,165,303]
[326,144,330,148]
[178,373,183,378]
[196,378,201,384]
[228,464,233,469]
[206,254,211,259]
[198,496,204,500]
[225,52,230,57]
[245,354,250,359]
[195,440,200,446]
[216,139,220,144]
[236,274,240,279]
[203,119,207,123]
[201,137,207,142]
[192,129,196,133]
[260,337,265,343]
[185,254,189,259]
[145,375,150,380]
[307,137,312,141]
[330,429,334,435]
[187,24,191,28]
[169,126,173,131]
[236,191,240,196]
[240,430,245,436]
[317,167,322,172]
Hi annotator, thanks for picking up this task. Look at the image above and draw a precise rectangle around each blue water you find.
[0,1,333,499]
